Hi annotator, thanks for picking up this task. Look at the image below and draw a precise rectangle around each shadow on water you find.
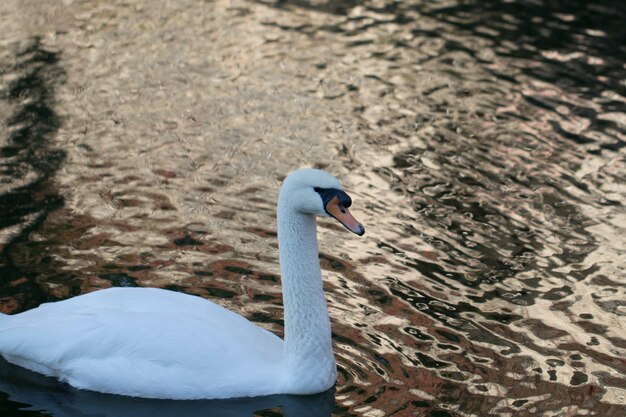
[0,358,334,417]
[0,37,66,312]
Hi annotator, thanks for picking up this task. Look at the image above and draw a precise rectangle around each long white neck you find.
[277,195,336,393]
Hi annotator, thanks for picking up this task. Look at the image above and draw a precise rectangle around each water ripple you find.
[0,1,625,416]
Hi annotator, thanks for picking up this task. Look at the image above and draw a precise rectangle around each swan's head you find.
[280,168,365,236]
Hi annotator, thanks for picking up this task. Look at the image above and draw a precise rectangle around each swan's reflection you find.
[0,358,334,417]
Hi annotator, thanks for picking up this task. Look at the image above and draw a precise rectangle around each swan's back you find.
[0,288,285,399]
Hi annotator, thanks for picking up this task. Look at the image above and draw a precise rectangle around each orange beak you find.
[325,196,365,236]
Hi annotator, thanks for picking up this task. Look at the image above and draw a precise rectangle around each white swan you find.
[0,168,364,400]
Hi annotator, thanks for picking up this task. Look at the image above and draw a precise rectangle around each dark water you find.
[1,0,625,416]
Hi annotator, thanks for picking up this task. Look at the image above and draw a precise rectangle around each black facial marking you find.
[314,187,352,213]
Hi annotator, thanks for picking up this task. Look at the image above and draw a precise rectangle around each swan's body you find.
[0,169,364,400]
[0,288,284,399]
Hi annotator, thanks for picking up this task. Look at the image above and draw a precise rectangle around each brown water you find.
[1,0,625,416]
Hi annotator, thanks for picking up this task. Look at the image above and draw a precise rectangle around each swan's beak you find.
[326,196,365,236]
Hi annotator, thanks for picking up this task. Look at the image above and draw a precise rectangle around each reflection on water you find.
[0,37,66,312]
[0,358,334,417]
[1,0,625,416]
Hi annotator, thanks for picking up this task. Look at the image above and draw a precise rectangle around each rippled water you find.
[1,0,625,416]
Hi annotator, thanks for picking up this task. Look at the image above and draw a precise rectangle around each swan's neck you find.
[277,200,336,392]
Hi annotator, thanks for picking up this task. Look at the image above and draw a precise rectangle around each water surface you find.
[0,0,625,416]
